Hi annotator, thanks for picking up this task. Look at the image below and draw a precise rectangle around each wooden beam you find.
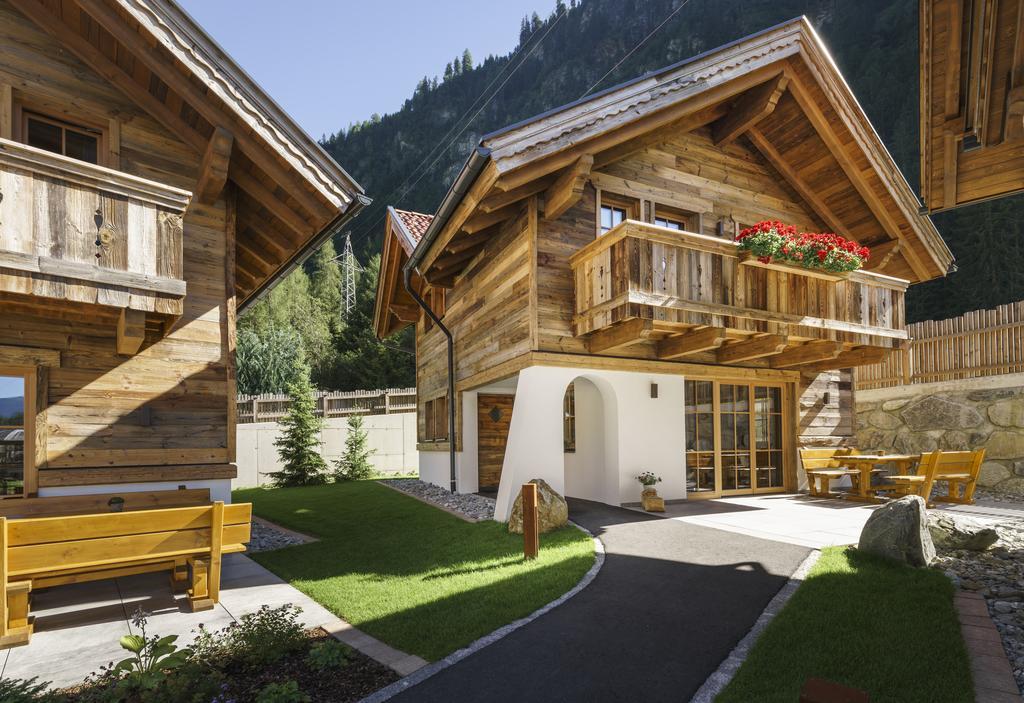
[389,303,419,323]
[195,127,233,205]
[944,0,963,119]
[1006,0,1024,141]
[231,166,313,238]
[657,327,726,359]
[236,238,277,275]
[443,228,492,256]
[799,346,891,374]
[863,239,901,272]
[0,83,11,140]
[587,319,655,354]
[542,154,593,221]
[942,129,959,209]
[717,334,788,364]
[478,177,554,213]
[237,215,292,263]
[787,75,932,281]
[425,245,485,286]
[769,341,843,368]
[419,160,498,274]
[463,204,519,235]
[593,104,728,170]
[746,126,853,240]
[75,0,334,223]
[116,308,146,355]
[712,73,789,146]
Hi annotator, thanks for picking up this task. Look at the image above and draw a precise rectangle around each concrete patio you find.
[627,493,1021,548]
[0,552,426,690]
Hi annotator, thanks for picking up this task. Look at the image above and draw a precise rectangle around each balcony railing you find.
[569,221,909,369]
[0,138,191,316]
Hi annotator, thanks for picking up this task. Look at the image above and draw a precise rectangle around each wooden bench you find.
[799,448,859,497]
[0,488,213,519]
[0,500,251,648]
[881,450,985,507]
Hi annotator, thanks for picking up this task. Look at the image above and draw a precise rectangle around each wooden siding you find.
[0,0,233,487]
[798,370,854,449]
[416,206,532,445]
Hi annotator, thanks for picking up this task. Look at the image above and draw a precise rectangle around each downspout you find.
[403,267,457,493]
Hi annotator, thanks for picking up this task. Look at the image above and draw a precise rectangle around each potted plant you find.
[637,472,662,495]
[735,220,870,280]
[636,472,664,512]
[107,496,126,513]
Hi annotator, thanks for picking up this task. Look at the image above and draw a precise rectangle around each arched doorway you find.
[562,376,618,505]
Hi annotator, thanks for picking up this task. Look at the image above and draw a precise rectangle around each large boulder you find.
[858,496,935,567]
[508,479,568,534]
[927,512,999,551]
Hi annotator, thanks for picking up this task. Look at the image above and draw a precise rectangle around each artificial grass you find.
[716,546,973,703]
[233,481,595,662]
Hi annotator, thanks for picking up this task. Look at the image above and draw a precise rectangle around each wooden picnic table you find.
[840,454,920,502]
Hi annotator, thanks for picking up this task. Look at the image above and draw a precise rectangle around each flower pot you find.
[737,250,850,282]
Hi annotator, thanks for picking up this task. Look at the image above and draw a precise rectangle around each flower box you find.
[737,250,849,282]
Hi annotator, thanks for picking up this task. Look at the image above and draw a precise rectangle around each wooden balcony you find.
[0,138,190,319]
[569,221,909,371]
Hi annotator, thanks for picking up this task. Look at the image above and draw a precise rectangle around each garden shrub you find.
[333,413,375,481]
[0,677,63,703]
[255,680,311,703]
[306,640,351,671]
[192,604,307,670]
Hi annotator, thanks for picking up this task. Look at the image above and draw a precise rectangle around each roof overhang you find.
[409,16,953,286]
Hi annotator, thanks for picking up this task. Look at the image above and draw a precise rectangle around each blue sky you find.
[179,0,548,140]
[0,377,22,401]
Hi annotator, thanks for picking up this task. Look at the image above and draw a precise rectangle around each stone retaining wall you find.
[855,373,1024,495]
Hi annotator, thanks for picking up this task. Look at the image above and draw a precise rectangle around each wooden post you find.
[0,517,7,638]
[522,483,539,560]
[209,501,224,603]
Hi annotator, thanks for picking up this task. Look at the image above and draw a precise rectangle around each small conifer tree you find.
[333,414,375,482]
[269,361,327,487]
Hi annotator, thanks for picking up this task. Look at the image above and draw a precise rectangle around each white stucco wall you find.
[40,478,234,503]
[234,413,418,488]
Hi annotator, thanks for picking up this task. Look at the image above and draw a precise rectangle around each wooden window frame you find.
[653,203,700,233]
[563,382,576,453]
[596,190,640,236]
[11,99,117,168]
[422,393,449,443]
[0,367,38,499]
[423,287,446,332]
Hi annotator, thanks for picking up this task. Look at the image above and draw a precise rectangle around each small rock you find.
[927,512,1000,551]
[995,601,1016,614]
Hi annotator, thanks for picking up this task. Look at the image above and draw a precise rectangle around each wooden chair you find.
[877,450,941,504]
[931,449,986,505]
[0,488,212,519]
[799,448,859,497]
[0,501,251,648]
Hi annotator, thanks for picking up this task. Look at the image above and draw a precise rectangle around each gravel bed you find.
[933,507,1024,693]
[972,487,1024,505]
[380,478,495,521]
[245,519,308,553]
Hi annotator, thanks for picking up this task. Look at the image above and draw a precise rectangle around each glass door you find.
[684,379,788,498]
[0,375,26,498]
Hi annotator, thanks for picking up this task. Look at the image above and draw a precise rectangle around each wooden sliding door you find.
[685,379,789,498]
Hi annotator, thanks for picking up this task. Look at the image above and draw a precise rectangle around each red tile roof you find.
[394,209,433,243]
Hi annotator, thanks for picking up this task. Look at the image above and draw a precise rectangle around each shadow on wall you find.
[563,376,619,506]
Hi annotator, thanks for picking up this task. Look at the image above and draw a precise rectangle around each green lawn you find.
[717,546,973,703]
[233,481,594,661]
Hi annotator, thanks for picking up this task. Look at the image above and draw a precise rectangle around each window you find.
[597,192,638,235]
[563,383,576,452]
[424,287,446,331]
[423,394,449,442]
[0,375,26,499]
[22,112,102,165]
[653,204,698,232]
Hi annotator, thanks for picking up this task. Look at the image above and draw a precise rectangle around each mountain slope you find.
[322,0,1024,323]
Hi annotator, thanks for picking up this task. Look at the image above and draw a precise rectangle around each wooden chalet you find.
[0,0,365,501]
[376,17,954,521]
[920,0,1024,211]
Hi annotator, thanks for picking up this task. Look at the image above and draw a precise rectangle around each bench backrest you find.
[1,502,251,580]
[799,448,857,471]
[0,489,212,519]
[931,449,986,479]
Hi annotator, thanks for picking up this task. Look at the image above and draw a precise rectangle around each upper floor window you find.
[22,112,102,165]
[654,204,698,232]
[597,192,638,235]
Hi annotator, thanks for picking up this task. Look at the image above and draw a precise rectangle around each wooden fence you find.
[855,302,1024,390]
[237,388,416,424]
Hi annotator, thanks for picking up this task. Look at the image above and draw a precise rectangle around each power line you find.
[348,7,570,249]
[578,0,693,100]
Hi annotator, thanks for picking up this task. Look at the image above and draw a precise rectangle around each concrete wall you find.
[235,413,418,488]
[855,373,1024,495]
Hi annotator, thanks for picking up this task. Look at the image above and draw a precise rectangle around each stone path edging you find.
[954,590,1023,702]
[251,515,319,544]
[689,548,823,703]
[357,521,606,703]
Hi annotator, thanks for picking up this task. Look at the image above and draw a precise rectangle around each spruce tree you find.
[269,361,327,487]
[444,62,454,81]
[461,49,473,74]
[333,413,375,481]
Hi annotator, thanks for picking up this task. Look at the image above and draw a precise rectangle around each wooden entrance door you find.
[477,394,515,492]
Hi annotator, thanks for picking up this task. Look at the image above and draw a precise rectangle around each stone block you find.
[986,431,1024,460]
[979,461,1013,487]
[900,395,984,431]
[988,399,1024,428]
[866,410,901,429]
[641,492,665,512]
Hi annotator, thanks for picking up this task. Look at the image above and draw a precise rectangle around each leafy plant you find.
[636,471,662,487]
[269,361,328,487]
[114,610,191,685]
[192,604,307,670]
[0,677,63,703]
[332,413,375,481]
[255,680,310,703]
[306,640,351,671]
